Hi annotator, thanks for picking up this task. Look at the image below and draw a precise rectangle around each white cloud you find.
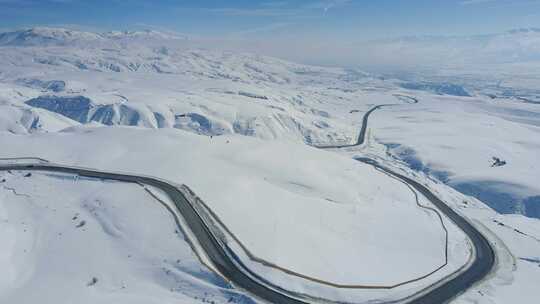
[203,7,302,17]
[460,0,497,5]
[303,0,353,13]
[179,0,353,18]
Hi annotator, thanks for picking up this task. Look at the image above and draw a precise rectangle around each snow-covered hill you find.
[0,27,539,304]
[0,27,187,47]
[0,28,373,144]
[0,27,106,47]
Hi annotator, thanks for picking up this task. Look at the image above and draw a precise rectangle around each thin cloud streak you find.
[176,0,354,18]
[460,0,497,5]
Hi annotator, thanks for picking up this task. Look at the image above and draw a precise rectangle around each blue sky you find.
[1,0,539,39]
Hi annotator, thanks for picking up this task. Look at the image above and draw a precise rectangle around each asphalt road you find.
[313,104,391,149]
[357,158,495,303]
[318,102,494,303]
[0,162,318,303]
[0,98,494,304]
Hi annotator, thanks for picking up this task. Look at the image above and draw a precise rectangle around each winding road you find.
[316,98,494,303]
[0,96,494,304]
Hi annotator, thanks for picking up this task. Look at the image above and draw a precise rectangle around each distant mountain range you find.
[1,27,540,79]
[0,27,186,47]
[354,28,540,69]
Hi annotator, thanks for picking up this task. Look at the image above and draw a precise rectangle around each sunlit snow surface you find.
[0,127,471,303]
[0,170,245,304]
[0,27,539,303]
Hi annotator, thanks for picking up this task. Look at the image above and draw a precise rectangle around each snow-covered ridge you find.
[0,27,185,47]
[103,29,186,41]
[0,27,105,47]
[507,28,540,34]
[0,27,369,143]
[0,27,355,86]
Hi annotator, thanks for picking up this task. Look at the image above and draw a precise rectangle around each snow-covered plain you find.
[0,27,539,303]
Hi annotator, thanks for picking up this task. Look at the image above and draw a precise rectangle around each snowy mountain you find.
[0,27,106,47]
[0,27,188,47]
[0,27,368,144]
[0,27,539,304]
[103,29,187,41]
